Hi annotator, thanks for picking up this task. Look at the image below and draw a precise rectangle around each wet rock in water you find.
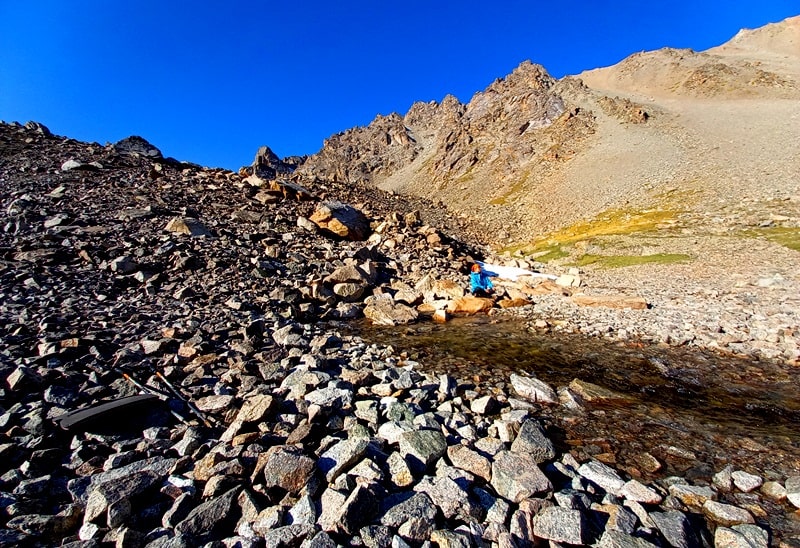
[447,295,493,315]
[509,373,558,404]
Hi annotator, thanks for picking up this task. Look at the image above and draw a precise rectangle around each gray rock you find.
[429,529,471,548]
[398,429,446,473]
[162,493,195,529]
[702,500,754,527]
[509,373,557,404]
[175,486,241,537]
[84,470,161,524]
[68,457,177,505]
[713,524,769,548]
[510,419,555,463]
[446,444,491,481]
[261,445,317,493]
[301,530,337,548]
[262,524,316,547]
[414,474,481,521]
[731,471,762,493]
[578,460,626,496]
[6,504,82,539]
[318,437,369,482]
[491,450,552,503]
[470,395,497,415]
[649,510,701,548]
[360,524,394,548]
[289,494,317,525]
[533,506,586,544]
[380,492,437,529]
[786,475,800,508]
[597,530,659,548]
[304,386,353,410]
[363,296,419,326]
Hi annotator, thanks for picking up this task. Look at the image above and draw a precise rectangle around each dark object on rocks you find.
[113,136,163,158]
[54,394,164,433]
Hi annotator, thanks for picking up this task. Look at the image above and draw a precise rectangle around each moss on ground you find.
[506,206,682,259]
[743,227,800,252]
[574,253,692,268]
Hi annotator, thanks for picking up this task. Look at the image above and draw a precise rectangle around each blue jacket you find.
[470,271,494,293]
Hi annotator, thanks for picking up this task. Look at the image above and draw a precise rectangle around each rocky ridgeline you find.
[0,121,797,547]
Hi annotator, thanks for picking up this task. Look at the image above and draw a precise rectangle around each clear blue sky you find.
[1,1,796,170]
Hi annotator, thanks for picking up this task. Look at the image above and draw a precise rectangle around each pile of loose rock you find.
[0,121,797,546]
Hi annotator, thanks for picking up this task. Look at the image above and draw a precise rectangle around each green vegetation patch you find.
[574,253,692,268]
[507,207,682,258]
[744,227,800,252]
[531,244,569,263]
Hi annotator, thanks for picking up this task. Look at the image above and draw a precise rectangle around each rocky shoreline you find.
[1,121,799,546]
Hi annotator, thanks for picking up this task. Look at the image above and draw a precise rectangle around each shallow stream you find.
[351,316,800,534]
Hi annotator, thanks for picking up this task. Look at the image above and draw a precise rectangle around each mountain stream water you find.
[350,316,800,536]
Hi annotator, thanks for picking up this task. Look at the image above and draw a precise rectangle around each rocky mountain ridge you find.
[291,15,800,250]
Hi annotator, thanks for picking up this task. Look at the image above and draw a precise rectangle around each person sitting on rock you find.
[470,263,495,297]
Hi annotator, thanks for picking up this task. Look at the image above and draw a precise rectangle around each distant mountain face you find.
[289,16,800,249]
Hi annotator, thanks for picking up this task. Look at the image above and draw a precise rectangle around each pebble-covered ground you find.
[1,121,799,546]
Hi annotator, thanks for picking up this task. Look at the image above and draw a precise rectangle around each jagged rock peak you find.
[249,145,298,179]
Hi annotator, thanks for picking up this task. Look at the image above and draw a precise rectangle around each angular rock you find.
[713,524,769,548]
[649,510,700,548]
[446,444,491,481]
[318,438,369,483]
[621,479,663,504]
[491,450,552,503]
[578,460,626,496]
[597,530,659,548]
[309,202,370,240]
[533,506,586,545]
[261,446,317,493]
[398,429,447,473]
[364,296,419,326]
[175,486,241,537]
[702,500,754,527]
[509,373,557,404]
[510,419,555,463]
[668,483,716,508]
[731,470,762,493]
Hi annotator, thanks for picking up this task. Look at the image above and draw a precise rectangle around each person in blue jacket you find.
[470,263,495,297]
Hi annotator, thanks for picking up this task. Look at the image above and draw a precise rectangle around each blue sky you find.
[1,1,796,170]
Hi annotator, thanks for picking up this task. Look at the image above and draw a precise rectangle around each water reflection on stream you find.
[351,316,800,486]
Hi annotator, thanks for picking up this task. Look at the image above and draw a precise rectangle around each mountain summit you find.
[288,16,800,250]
